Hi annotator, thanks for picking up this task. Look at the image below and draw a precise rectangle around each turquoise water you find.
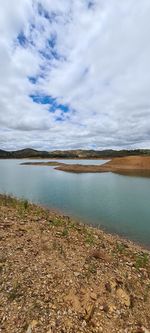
[0,159,150,247]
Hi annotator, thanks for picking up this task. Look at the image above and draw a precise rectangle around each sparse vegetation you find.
[61,227,69,237]
[116,242,126,254]
[23,199,29,210]
[135,253,149,269]
[85,232,95,245]
[0,194,150,333]
[83,227,96,245]
[1,147,150,160]
[50,217,63,227]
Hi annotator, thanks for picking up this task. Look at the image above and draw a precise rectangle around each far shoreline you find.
[20,155,150,177]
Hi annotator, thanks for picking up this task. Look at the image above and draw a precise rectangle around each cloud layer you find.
[1,0,150,150]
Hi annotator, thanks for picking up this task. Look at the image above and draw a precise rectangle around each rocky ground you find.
[0,195,150,333]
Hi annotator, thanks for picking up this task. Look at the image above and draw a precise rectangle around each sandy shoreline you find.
[0,194,150,333]
[21,156,150,177]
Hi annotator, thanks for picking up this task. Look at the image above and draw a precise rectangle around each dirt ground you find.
[0,195,150,333]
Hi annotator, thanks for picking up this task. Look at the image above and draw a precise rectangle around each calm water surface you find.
[0,159,150,247]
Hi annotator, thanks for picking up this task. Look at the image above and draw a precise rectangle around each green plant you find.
[51,218,63,227]
[116,243,126,254]
[44,210,50,221]
[135,253,149,270]
[23,199,28,210]
[61,227,69,237]
[68,222,76,229]
[85,233,95,245]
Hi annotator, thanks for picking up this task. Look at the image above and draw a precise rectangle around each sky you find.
[0,0,150,151]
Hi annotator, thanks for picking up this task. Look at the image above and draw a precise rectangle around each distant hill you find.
[0,150,11,158]
[11,148,50,159]
[0,148,50,159]
[48,149,150,159]
[1,148,150,159]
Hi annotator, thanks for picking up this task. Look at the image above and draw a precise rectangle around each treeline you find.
[1,148,150,159]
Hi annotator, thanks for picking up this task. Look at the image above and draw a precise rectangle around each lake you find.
[0,159,150,247]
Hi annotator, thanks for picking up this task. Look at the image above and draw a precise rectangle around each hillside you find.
[0,149,11,158]
[1,148,150,159]
[102,156,150,170]
[0,195,150,333]
[0,149,50,159]
[49,149,150,159]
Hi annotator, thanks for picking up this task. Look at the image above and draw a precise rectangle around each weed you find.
[68,222,76,229]
[23,200,28,210]
[85,233,95,245]
[8,282,22,301]
[44,210,50,221]
[1,195,17,208]
[61,227,69,237]
[51,218,63,227]
[83,227,96,245]
[135,253,149,270]
[116,243,126,254]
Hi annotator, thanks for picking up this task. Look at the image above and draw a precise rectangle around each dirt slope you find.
[0,195,150,333]
[104,156,150,170]
[55,156,150,174]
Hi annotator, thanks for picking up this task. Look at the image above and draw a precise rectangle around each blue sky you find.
[1,0,150,150]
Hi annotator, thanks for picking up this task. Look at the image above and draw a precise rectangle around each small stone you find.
[82,320,87,327]
[68,308,72,315]
[26,326,32,333]
[26,320,38,333]
[109,304,116,313]
[90,292,97,300]
[85,303,96,322]
[31,320,38,328]
[136,328,144,333]
[100,303,109,313]
[105,282,112,292]
[142,327,150,333]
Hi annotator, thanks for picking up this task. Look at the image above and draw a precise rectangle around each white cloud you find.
[0,0,150,150]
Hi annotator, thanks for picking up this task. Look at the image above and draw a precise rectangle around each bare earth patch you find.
[0,195,150,333]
